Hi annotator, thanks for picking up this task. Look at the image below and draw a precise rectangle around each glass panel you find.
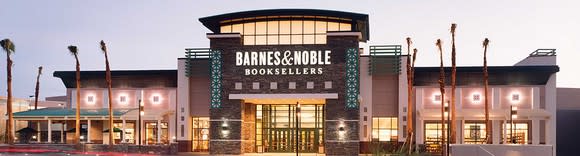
[267,36,278,45]
[256,36,267,45]
[303,21,315,34]
[220,25,232,33]
[244,36,255,45]
[315,35,326,44]
[232,24,243,34]
[244,22,255,35]
[267,21,279,34]
[291,20,302,34]
[303,35,314,44]
[256,22,267,35]
[339,23,351,31]
[327,22,339,31]
[291,35,302,44]
[392,118,398,128]
[315,21,326,33]
[279,21,291,34]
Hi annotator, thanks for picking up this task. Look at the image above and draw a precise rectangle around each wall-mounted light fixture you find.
[151,94,162,105]
[432,93,442,103]
[471,92,482,103]
[221,118,230,138]
[509,91,521,104]
[338,120,346,140]
[118,93,128,105]
[86,94,96,105]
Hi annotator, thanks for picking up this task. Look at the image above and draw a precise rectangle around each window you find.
[145,122,169,144]
[503,122,529,144]
[220,17,352,45]
[464,122,486,144]
[192,117,210,152]
[372,117,398,141]
[425,122,447,153]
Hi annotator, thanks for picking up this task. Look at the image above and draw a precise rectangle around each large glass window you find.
[220,16,352,45]
[463,122,486,144]
[144,121,168,145]
[192,117,210,152]
[425,122,447,153]
[503,122,529,144]
[371,117,398,141]
[113,122,135,144]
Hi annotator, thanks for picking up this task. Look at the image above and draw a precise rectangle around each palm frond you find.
[67,45,78,55]
[38,66,43,75]
[1,39,16,54]
[436,39,443,52]
[100,40,107,53]
[406,37,412,55]
[450,23,457,34]
[483,38,490,47]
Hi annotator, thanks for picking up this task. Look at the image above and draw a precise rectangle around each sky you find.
[0,0,579,99]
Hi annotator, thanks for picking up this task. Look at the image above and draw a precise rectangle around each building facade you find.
[8,9,559,155]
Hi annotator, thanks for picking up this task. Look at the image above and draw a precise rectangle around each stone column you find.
[122,119,126,143]
[61,122,66,143]
[48,119,52,143]
[492,120,500,144]
[157,119,161,144]
[532,119,540,144]
[87,119,91,143]
[37,121,41,142]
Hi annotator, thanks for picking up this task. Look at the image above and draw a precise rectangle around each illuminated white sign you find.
[235,50,331,76]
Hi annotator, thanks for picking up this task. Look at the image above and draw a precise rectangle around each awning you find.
[13,108,135,120]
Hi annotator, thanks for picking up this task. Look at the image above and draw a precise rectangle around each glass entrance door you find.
[256,104,324,153]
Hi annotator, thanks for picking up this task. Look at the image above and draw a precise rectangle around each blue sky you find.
[0,0,579,99]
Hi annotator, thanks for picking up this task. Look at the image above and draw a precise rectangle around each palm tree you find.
[100,40,114,148]
[450,23,457,143]
[405,37,414,153]
[483,38,491,144]
[1,38,15,145]
[436,39,446,155]
[68,45,81,144]
[34,66,43,110]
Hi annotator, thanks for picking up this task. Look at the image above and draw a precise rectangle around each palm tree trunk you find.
[6,53,14,144]
[450,23,457,144]
[75,55,81,144]
[483,38,491,144]
[101,40,114,148]
[34,66,42,110]
[405,37,414,153]
[436,39,445,155]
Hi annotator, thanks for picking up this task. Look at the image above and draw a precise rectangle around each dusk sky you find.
[0,0,578,99]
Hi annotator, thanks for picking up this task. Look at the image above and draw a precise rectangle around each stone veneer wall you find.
[208,34,360,155]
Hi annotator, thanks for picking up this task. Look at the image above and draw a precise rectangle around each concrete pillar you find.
[87,120,91,143]
[48,119,52,143]
[61,122,66,143]
[459,120,465,144]
[157,119,161,144]
[532,119,540,144]
[492,120,500,144]
[122,119,126,143]
[417,119,424,144]
[37,121,41,142]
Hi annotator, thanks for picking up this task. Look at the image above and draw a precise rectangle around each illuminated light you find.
[140,111,144,116]
[221,119,230,138]
[509,91,522,104]
[151,94,162,104]
[471,92,482,103]
[432,93,442,103]
[118,93,129,105]
[86,94,96,105]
